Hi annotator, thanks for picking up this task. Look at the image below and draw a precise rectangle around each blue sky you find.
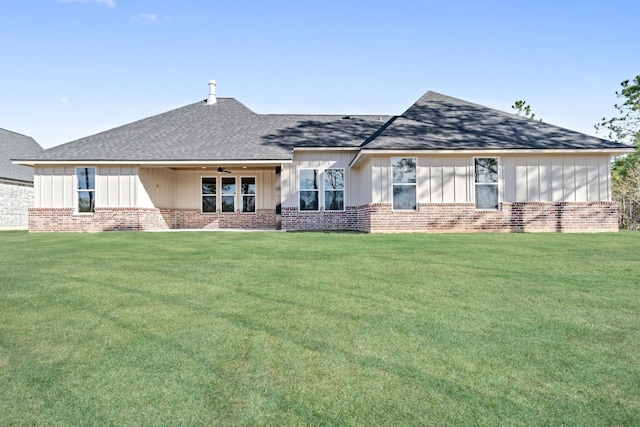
[1,0,638,148]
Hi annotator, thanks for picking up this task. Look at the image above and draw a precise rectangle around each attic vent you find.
[342,116,351,119]
[207,80,217,105]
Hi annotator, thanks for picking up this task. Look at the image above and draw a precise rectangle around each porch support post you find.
[275,166,282,230]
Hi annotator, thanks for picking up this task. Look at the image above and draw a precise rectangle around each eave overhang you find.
[292,147,359,151]
[12,159,293,168]
[0,177,33,185]
[349,147,635,168]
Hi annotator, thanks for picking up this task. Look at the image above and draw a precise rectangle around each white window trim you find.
[221,176,237,214]
[240,176,257,214]
[324,168,345,212]
[299,168,320,212]
[391,157,417,211]
[473,157,500,210]
[75,166,96,214]
[201,176,217,214]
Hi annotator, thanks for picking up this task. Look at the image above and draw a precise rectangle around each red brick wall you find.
[172,209,276,229]
[29,203,619,233]
[28,207,170,232]
[365,202,619,233]
[281,207,360,231]
[29,208,276,232]
[281,202,619,233]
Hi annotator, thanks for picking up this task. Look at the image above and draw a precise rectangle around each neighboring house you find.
[13,81,633,233]
[0,129,43,229]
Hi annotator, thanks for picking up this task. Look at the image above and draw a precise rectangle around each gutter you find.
[349,147,635,168]
[12,159,293,167]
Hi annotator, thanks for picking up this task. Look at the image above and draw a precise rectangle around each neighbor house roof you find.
[0,128,42,182]
[13,90,631,166]
[361,91,625,151]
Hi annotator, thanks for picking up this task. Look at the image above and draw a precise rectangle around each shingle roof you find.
[0,129,42,182]
[14,91,628,165]
[361,91,625,150]
[18,98,390,162]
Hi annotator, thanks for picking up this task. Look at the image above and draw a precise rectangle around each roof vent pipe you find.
[207,80,217,105]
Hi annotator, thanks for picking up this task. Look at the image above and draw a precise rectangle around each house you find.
[13,81,633,233]
[0,129,42,229]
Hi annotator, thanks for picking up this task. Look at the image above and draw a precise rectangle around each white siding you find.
[351,157,372,207]
[369,155,471,204]
[282,151,356,208]
[98,166,138,208]
[281,165,293,208]
[35,165,140,209]
[430,157,443,203]
[437,156,470,203]
[501,154,611,202]
[370,156,387,204]
[550,157,564,201]
[30,153,612,212]
[361,153,612,206]
[138,167,176,209]
[33,166,75,208]
[176,169,276,210]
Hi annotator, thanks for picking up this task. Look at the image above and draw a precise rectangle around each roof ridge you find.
[38,98,258,152]
[408,91,612,140]
[263,113,389,118]
[0,128,34,139]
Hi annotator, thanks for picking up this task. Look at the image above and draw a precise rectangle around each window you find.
[299,169,319,211]
[241,177,256,213]
[475,158,499,209]
[392,158,417,210]
[202,177,217,213]
[76,167,96,213]
[324,169,345,211]
[221,177,236,213]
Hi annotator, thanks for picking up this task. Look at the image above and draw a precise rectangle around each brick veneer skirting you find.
[29,207,170,232]
[166,209,276,230]
[281,202,619,233]
[365,202,619,233]
[29,203,618,233]
[281,207,361,231]
[29,208,276,232]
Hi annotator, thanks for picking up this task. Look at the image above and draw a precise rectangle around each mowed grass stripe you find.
[0,230,638,426]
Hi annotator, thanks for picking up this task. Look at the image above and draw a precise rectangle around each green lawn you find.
[0,230,638,426]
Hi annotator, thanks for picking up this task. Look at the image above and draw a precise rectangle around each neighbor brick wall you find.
[0,181,33,229]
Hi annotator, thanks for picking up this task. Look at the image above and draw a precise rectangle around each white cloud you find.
[59,96,69,105]
[131,13,169,24]
[57,0,116,8]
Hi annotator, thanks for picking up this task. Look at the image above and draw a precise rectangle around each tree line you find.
[514,75,640,229]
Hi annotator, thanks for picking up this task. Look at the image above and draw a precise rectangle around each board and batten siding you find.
[138,167,177,209]
[502,155,610,202]
[369,155,472,204]
[366,153,611,205]
[33,166,277,211]
[175,169,276,210]
[99,166,139,208]
[34,166,139,208]
[281,151,357,208]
